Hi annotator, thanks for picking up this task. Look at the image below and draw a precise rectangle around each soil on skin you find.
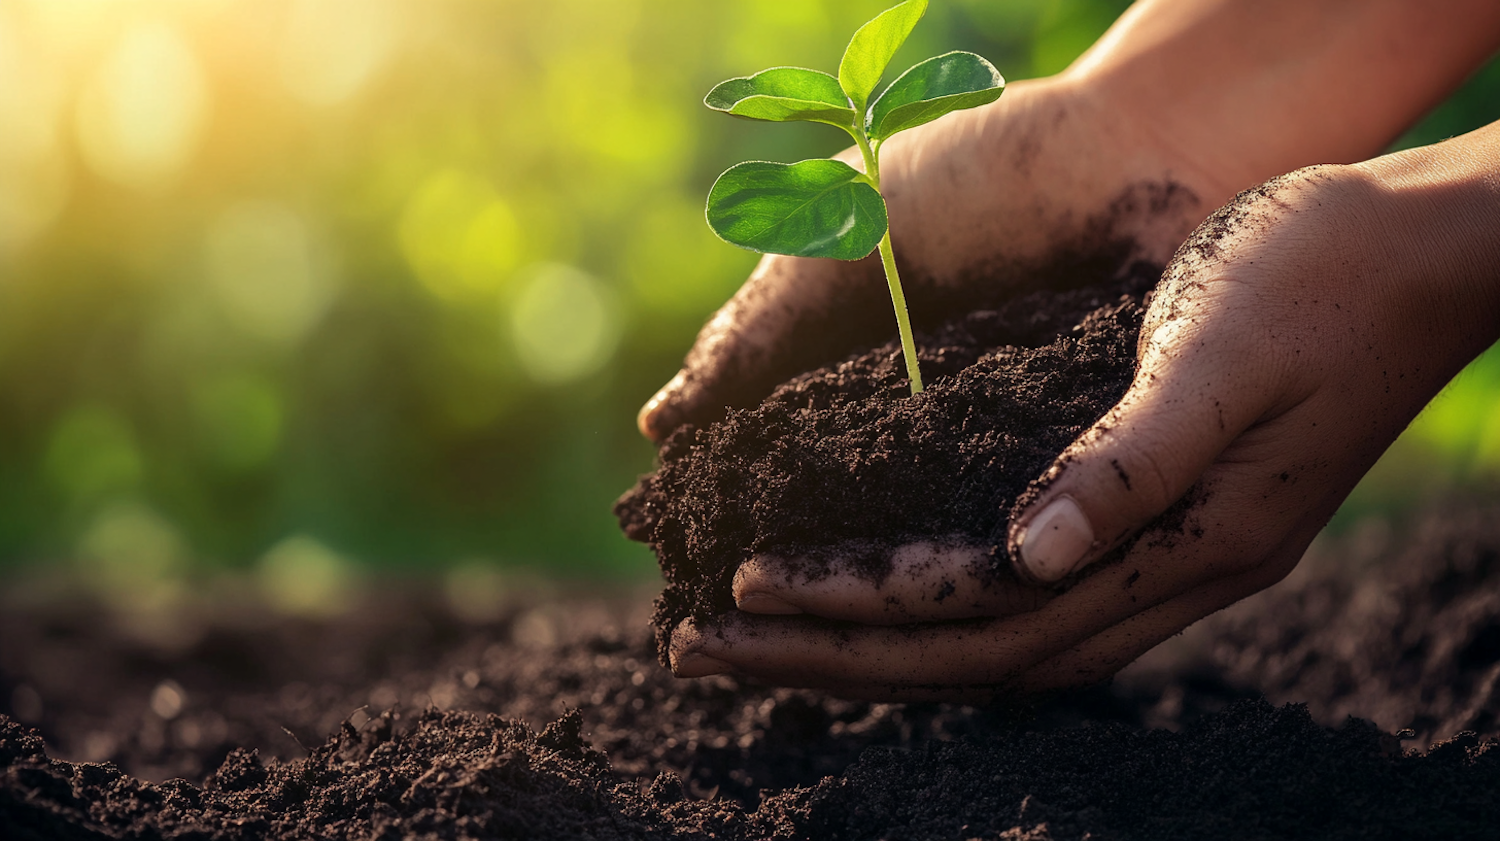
[616,262,1162,656]
[4,498,1500,839]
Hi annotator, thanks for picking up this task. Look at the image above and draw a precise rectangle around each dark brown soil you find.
[5,496,1500,839]
[617,263,1162,656]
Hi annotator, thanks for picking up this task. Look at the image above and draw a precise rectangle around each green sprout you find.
[703,0,1004,394]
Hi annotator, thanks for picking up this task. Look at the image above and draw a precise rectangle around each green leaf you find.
[706,160,887,260]
[705,67,856,129]
[838,0,928,113]
[868,51,1004,140]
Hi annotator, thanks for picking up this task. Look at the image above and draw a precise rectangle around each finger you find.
[1006,293,1287,583]
[1011,578,1265,694]
[637,251,889,442]
[674,442,1331,698]
[733,542,1053,624]
[670,612,1026,701]
[1010,381,1388,690]
[674,544,1200,694]
[1012,528,1315,693]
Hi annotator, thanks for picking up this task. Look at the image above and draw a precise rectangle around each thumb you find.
[1006,337,1275,584]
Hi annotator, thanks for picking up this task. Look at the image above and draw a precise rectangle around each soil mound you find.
[1211,501,1500,744]
[4,498,1500,839]
[617,263,1162,655]
[7,699,1498,840]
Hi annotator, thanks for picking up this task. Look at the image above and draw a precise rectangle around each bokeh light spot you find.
[191,373,284,473]
[444,559,508,623]
[205,201,335,346]
[461,201,522,292]
[45,406,144,502]
[0,13,70,254]
[279,0,401,106]
[75,20,210,191]
[76,501,188,611]
[510,263,620,385]
[399,169,521,303]
[257,535,356,617]
[149,680,186,720]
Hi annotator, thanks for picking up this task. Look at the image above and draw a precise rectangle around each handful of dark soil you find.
[617,262,1161,656]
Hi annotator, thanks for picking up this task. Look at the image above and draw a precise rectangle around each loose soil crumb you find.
[6,701,1499,841]
[1210,500,1500,744]
[617,262,1163,656]
[6,497,1500,840]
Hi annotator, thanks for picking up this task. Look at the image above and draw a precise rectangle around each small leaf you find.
[706,160,887,261]
[869,51,1004,139]
[705,67,856,129]
[838,0,928,113]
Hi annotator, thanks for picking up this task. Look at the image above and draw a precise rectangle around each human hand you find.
[638,0,1500,445]
[669,144,1500,701]
[647,1,1500,699]
[637,74,1221,441]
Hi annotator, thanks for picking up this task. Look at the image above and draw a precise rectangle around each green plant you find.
[703,0,1004,394]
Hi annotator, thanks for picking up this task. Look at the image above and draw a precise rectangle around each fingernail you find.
[637,371,686,439]
[735,592,802,615]
[672,652,733,678]
[1015,495,1094,583]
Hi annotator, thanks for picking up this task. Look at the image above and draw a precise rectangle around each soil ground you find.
[3,495,1500,839]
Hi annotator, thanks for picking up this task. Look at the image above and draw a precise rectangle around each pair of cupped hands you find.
[636,76,1500,703]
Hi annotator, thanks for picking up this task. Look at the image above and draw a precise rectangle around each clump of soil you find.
[616,262,1161,654]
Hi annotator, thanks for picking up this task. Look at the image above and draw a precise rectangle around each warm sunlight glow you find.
[510,263,620,385]
[75,20,210,191]
[205,201,336,346]
[0,12,69,253]
[279,0,401,106]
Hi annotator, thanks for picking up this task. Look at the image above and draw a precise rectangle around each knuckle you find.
[1104,433,1183,520]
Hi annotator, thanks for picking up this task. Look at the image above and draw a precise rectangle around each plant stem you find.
[877,229,922,393]
[853,132,923,394]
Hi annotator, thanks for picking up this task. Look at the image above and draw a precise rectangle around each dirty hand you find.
[652,1,1500,698]
[636,72,1220,442]
[637,0,1500,445]
[671,131,1500,701]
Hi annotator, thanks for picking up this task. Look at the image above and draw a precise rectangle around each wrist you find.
[1351,124,1500,355]
[1067,0,1500,207]
[996,74,1225,263]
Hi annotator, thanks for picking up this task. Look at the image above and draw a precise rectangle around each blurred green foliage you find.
[0,0,1494,587]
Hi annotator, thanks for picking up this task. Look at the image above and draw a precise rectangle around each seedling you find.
[703,0,1003,394]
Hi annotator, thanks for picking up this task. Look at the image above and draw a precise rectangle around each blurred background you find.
[0,0,1496,620]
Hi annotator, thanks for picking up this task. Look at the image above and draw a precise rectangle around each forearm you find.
[1066,0,1500,205]
[1354,119,1500,367]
